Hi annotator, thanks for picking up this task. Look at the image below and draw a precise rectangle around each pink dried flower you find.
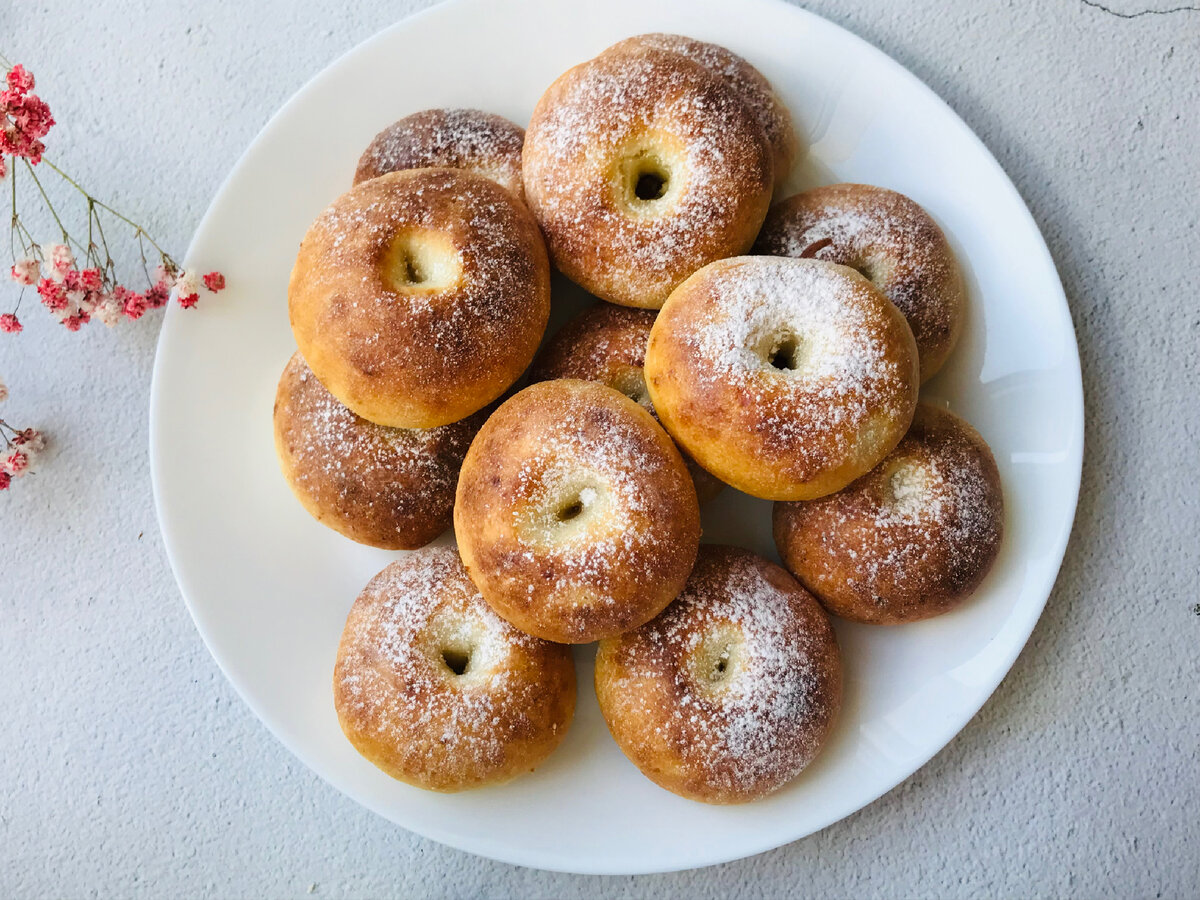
[143,281,169,310]
[12,428,44,453]
[6,64,35,94]
[0,471,10,491]
[4,450,29,476]
[36,278,67,311]
[203,271,225,292]
[153,263,177,287]
[10,258,39,285]
[45,243,74,280]
[0,313,21,333]
[174,269,200,308]
[60,312,89,331]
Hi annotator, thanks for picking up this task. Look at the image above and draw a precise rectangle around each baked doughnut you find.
[333,548,576,791]
[594,545,841,804]
[754,184,964,382]
[604,34,797,183]
[454,379,700,644]
[522,43,773,309]
[645,256,919,501]
[528,303,724,503]
[773,403,1004,624]
[353,108,525,201]
[273,353,484,550]
[289,168,550,429]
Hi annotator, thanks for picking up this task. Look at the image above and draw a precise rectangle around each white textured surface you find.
[0,0,1196,896]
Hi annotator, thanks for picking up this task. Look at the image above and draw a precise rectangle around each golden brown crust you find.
[454,379,701,644]
[272,353,485,550]
[522,44,773,309]
[595,545,841,804]
[773,403,1004,624]
[645,256,919,501]
[604,34,797,183]
[755,184,965,382]
[528,303,724,503]
[289,168,550,429]
[333,548,576,791]
[353,108,526,201]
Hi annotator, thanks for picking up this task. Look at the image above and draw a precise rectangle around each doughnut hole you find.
[611,135,688,218]
[422,613,500,684]
[753,326,821,377]
[686,623,747,698]
[520,471,618,545]
[382,228,463,293]
[846,252,895,289]
[609,366,654,411]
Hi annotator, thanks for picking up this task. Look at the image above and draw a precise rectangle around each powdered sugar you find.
[602,546,840,798]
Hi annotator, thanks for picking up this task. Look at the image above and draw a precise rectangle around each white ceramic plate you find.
[150,0,1083,875]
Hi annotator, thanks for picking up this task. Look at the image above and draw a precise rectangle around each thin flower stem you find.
[40,158,173,260]
[22,158,71,244]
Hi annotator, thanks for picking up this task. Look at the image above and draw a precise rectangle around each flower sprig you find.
[2,58,225,334]
[0,377,44,491]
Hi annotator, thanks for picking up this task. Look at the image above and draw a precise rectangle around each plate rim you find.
[149,0,1085,874]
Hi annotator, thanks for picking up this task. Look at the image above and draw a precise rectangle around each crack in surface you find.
[1082,0,1199,17]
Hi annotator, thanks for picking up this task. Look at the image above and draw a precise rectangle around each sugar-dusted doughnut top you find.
[289,167,549,429]
[454,379,700,644]
[755,183,965,382]
[645,256,919,501]
[353,108,526,201]
[333,548,576,792]
[774,403,1004,624]
[604,33,797,183]
[523,44,773,309]
[594,545,842,804]
[273,353,485,550]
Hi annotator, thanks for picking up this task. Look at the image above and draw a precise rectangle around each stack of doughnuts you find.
[273,34,1005,804]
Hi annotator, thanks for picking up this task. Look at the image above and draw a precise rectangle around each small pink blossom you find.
[93,293,123,327]
[46,244,74,280]
[0,471,10,490]
[12,428,44,453]
[153,263,177,287]
[174,269,200,306]
[0,313,21,334]
[60,312,89,331]
[6,64,36,94]
[36,277,67,311]
[4,451,29,476]
[120,288,148,320]
[10,258,39,285]
[144,281,169,309]
[203,271,225,292]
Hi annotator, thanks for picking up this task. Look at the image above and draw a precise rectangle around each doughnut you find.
[454,379,701,644]
[273,353,485,550]
[353,108,525,201]
[645,256,919,501]
[289,168,550,429]
[522,43,773,309]
[528,303,724,503]
[333,547,576,791]
[604,34,797,183]
[773,403,1004,624]
[594,545,841,804]
[754,183,965,382]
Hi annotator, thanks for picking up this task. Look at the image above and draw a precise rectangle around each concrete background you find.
[1,0,1197,896]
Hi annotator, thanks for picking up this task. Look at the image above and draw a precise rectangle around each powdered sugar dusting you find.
[755,184,964,377]
[276,354,482,546]
[354,108,525,200]
[603,546,840,799]
[681,257,911,461]
[334,548,563,780]
[523,45,772,306]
